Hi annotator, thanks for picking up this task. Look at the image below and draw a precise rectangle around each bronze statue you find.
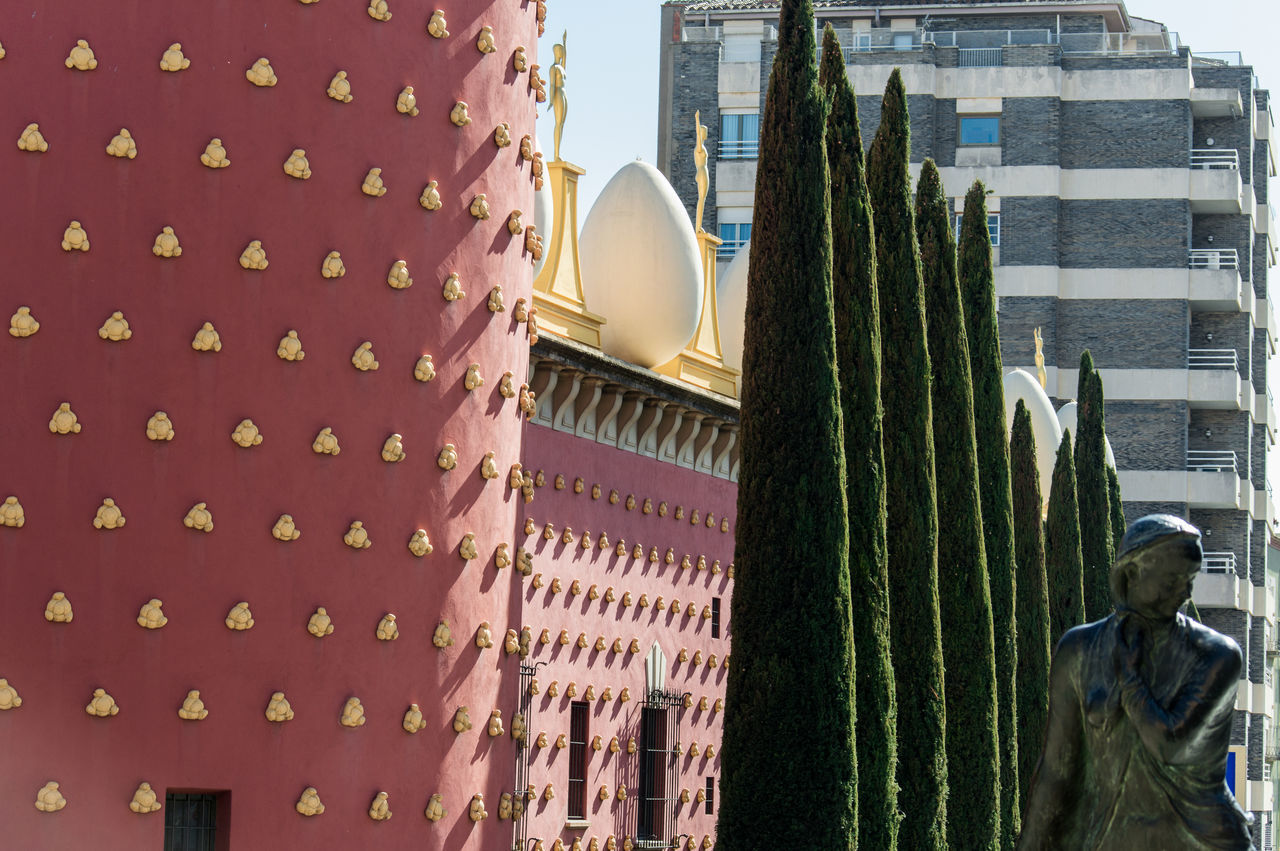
[1020,514,1253,849]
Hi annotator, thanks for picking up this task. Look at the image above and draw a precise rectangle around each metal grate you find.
[568,701,589,819]
[636,689,690,846]
[705,776,715,815]
[711,598,721,639]
[164,793,217,851]
[513,661,545,851]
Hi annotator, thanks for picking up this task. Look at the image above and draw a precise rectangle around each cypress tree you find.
[869,68,948,850]
[718,2,857,847]
[1107,464,1126,554]
[918,160,1000,851]
[1076,352,1113,622]
[1010,400,1051,820]
[1046,429,1085,645]
[821,28,897,851]
[958,180,1019,847]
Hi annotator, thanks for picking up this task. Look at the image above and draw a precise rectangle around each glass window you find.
[892,31,915,51]
[719,113,759,159]
[718,223,751,260]
[165,793,218,851]
[959,115,1000,146]
[954,213,1001,248]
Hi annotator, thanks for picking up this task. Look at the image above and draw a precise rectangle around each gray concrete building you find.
[657,0,1277,842]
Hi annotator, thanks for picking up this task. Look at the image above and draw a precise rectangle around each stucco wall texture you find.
[520,424,737,849]
[0,2,539,848]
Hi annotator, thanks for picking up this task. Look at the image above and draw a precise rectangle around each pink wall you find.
[520,425,736,849]
[0,1,536,847]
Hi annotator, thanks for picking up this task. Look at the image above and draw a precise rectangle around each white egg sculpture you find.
[1054,401,1117,470]
[579,160,703,368]
[717,242,749,372]
[531,135,554,279]
[1003,367,1063,505]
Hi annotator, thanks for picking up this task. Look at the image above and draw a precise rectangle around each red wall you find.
[520,425,736,849]
[0,2,536,847]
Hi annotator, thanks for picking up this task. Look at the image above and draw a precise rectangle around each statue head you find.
[1110,514,1202,615]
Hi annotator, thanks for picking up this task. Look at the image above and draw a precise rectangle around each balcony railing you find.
[1189,248,1240,270]
[1188,348,1239,370]
[1267,744,1280,763]
[816,27,922,61]
[1188,450,1238,473]
[928,28,1054,48]
[717,238,749,262]
[1201,551,1237,573]
[959,48,1003,67]
[681,25,722,42]
[717,140,759,160]
[1191,148,1240,170]
[1059,30,1181,56]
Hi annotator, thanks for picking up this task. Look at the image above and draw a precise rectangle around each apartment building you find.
[657,0,1278,841]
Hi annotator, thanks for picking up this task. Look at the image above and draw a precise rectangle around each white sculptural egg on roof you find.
[579,160,702,368]
[716,242,749,372]
[1003,367,1063,504]
[531,136,554,278]
[1055,401,1117,470]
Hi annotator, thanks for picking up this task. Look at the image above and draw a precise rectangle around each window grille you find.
[711,598,721,639]
[636,689,689,846]
[164,792,218,851]
[719,114,759,160]
[513,661,545,850]
[705,776,715,815]
[569,701,589,819]
[717,223,751,261]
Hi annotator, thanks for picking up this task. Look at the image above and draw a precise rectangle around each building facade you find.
[0,4,737,850]
[658,0,1277,840]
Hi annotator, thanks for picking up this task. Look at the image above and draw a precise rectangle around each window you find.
[637,706,669,840]
[718,222,751,260]
[568,701,589,820]
[711,598,721,639]
[958,115,1000,146]
[892,31,915,51]
[719,113,759,160]
[164,792,219,851]
[705,777,715,815]
[953,213,1001,247]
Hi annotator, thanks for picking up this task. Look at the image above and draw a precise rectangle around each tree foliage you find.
[821,27,897,851]
[868,68,948,849]
[958,180,1019,847]
[918,160,1000,851]
[1046,429,1085,645]
[1075,352,1113,621]
[718,2,857,846]
[1010,400,1051,819]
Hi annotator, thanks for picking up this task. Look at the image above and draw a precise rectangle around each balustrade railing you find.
[1191,148,1240,170]
[1189,248,1240,270]
[1187,451,1238,473]
[1187,348,1239,370]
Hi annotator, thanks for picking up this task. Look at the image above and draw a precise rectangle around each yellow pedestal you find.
[533,160,605,348]
[655,232,740,397]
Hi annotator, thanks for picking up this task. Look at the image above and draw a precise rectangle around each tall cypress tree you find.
[821,28,897,851]
[1011,400,1051,819]
[1107,464,1126,554]
[869,68,948,850]
[1076,352,1113,622]
[918,160,1000,851]
[958,180,1019,847]
[1046,429,1085,645]
[718,2,857,847]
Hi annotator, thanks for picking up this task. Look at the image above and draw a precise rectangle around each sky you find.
[537,0,1280,214]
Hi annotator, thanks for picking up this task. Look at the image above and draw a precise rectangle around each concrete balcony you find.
[1189,249,1246,311]
[1186,366,1247,410]
[1257,198,1275,238]
[1118,468,1244,510]
[1189,149,1243,214]
[1252,295,1278,341]
[1191,86,1244,118]
[1252,678,1275,719]
[1237,678,1253,713]
[1194,564,1241,609]
[1252,581,1277,621]
[1246,781,1274,812]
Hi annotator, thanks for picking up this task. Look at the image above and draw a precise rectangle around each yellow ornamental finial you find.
[1034,327,1047,390]
[549,32,568,161]
[694,110,709,233]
